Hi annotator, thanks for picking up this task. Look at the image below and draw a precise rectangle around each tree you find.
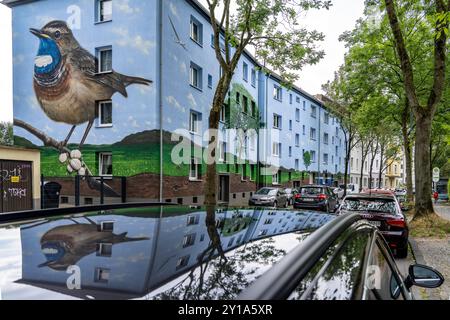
[383,0,450,218]
[303,150,312,172]
[0,122,13,146]
[204,0,331,207]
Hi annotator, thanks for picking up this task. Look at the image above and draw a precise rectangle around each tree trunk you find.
[368,144,377,190]
[378,144,385,188]
[401,104,414,202]
[343,135,352,198]
[414,114,434,218]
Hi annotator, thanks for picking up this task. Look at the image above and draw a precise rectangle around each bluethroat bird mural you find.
[30,20,152,151]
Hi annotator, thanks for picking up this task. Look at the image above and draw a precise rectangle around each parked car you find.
[284,188,297,205]
[293,185,339,212]
[248,187,288,208]
[0,204,443,300]
[337,193,409,258]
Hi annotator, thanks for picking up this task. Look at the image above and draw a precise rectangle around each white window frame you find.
[311,105,317,118]
[324,133,329,145]
[190,16,203,45]
[243,62,248,81]
[311,151,316,163]
[273,85,282,101]
[295,134,300,146]
[97,0,112,23]
[189,158,201,181]
[97,47,112,74]
[97,100,113,127]
[310,128,316,141]
[273,114,282,129]
[272,142,281,157]
[251,69,256,87]
[99,152,113,177]
[190,62,202,90]
[189,111,200,134]
[323,153,329,165]
[272,172,279,185]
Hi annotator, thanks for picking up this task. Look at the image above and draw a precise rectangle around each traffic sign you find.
[432,167,440,183]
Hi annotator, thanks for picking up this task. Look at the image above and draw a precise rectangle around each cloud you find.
[44,125,53,133]
[113,28,155,55]
[166,96,185,113]
[180,62,187,74]
[115,0,141,14]
[128,116,140,128]
[187,93,197,108]
[35,15,57,26]
[27,96,40,110]
[169,2,179,19]
[13,54,25,65]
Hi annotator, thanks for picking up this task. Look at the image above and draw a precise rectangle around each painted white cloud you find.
[187,93,197,108]
[27,95,40,110]
[115,0,141,14]
[166,95,185,113]
[128,116,140,128]
[113,27,155,56]
[13,54,24,65]
[169,2,179,19]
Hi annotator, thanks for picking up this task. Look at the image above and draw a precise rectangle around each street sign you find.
[432,167,440,183]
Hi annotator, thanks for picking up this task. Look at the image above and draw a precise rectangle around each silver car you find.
[249,187,288,208]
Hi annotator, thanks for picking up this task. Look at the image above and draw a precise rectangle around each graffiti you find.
[6,188,27,199]
[66,265,81,290]
[0,166,23,181]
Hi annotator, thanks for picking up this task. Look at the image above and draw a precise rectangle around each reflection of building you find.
[15,207,335,299]
[6,0,347,206]
[349,142,385,190]
[385,157,404,189]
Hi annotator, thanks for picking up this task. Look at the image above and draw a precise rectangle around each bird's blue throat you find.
[34,37,62,75]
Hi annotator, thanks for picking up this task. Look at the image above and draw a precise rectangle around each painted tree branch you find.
[13,118,119,197]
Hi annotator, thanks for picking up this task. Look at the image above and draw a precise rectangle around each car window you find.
[364,239,405,300]
[340,199,397,215]
[289,228,371,300]
[300,187,323,195]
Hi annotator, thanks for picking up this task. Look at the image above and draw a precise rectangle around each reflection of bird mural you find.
[38,222,149,271]
[30,20,153,149]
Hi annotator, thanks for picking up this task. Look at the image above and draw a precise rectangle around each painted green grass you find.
[41,143,188,177]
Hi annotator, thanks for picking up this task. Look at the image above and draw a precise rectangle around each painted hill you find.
[14,135,39,149]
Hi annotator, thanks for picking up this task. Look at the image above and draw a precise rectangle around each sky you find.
[0,0,365,123]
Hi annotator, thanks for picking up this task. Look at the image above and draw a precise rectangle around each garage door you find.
[1,160,33,213]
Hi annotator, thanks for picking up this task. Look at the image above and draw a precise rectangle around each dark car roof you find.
[0,205,337,300]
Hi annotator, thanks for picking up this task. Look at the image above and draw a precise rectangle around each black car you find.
[337,193,409,258]
[293,185,339,212]
[0,204,442,300]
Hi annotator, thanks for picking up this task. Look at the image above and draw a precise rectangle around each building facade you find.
[5,0,347,206]
[349,142,385,191]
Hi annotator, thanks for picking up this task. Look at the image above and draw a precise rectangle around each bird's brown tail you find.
[123,75,153,87]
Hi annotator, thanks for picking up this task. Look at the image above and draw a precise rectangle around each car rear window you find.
[256,188,276,195]
[341,199,397,215]
[300,188,323,195]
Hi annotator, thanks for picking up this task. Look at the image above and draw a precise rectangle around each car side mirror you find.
[406,264,444,289]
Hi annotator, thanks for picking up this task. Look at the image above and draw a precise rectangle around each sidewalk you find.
[409,204,450,300]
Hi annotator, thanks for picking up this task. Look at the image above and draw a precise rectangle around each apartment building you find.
[349,142,385,190]
[5,0,347,206]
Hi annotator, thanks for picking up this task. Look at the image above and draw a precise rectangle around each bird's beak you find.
[30,28,50,39]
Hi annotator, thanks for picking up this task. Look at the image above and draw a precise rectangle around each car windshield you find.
[341,198,397,214]
[256,188,277,195]
[300,187,323,195]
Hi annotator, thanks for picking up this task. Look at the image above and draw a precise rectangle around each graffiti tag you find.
[7,188,27,199]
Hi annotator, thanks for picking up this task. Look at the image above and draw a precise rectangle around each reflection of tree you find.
[0,121,13,146]
[149,207,288,300]
[290,230,369,300]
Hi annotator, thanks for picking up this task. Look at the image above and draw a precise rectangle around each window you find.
[310,151,316,162]
[332,136,335,145]
[96,243,112,257]
[295,134,300,146]
[99,152,112,176]
[289,120,293,131]
[189,111,201,133]
[311,105,317,118]
[95,268,110,283]
[96,47,112,73]
[272,172,279,185]
[219,142,227,162]
[324,133,329,145]
[190,16,203,45]
[296,96,301,103]
[323,153,329,165]
[189,158,201,180]
[242,96,249,113]
[236,92,241,105]
[303,125,306,135]
[295,108,300,122]
[310,128,316,140]
[335,146,338,156]
[97,101,112,127]
[289,94,293,104]
[272,142,281,157]
[324,113,329,124]
[251,101,256,117]
[289,146,292,157]
[251,69,256,87]
[351,157,354,169]
[250,164,256,181]
[208,74,213,88]
[187,215,199,226]
[182,233,196,247]
[336,127,339,136]
[242,164,247,181]
[190,62,203,90]
[100,221,114,232]
[97,0,112,23]
[303,101,306,111]
[243,62,248,81]
[295,159,299,170]
[220,105,227,122]
[176,255,190,270]
[273,85,282,101]
[273,114,282,129]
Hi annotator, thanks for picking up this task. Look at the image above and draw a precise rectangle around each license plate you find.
[302,198,314,202]
[368,221,381,227]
